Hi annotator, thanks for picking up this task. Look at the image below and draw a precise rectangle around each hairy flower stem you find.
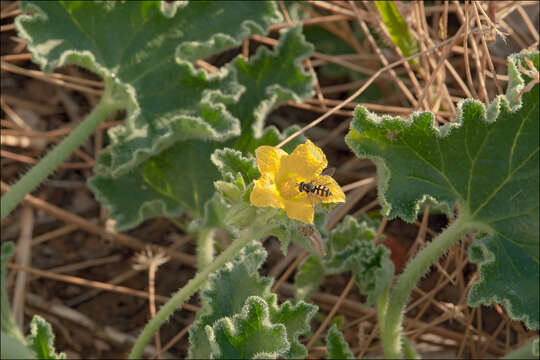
[380,214,481,358]
[129,225,274,359]
[0,94,121,220]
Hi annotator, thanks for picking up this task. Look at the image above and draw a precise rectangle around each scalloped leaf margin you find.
[345,51,539,329]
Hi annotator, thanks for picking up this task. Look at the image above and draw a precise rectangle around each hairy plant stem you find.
[376,284,389,331]
[402,336,421,359]
[197,228,215,271]
[380,214,479,358]
[129,225,274,359]
[0,93,121,220]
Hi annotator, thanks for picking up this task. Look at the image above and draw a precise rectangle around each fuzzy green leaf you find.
[27,316,65,359]
[188,241,317,359]
[326,216,394,306]
[294,216,393,306]
[267,294,317,359]
[88,26,314,230]
[16,1,281,176]
[188,242,272,358]
[325,324,354,360]
[88,167,183,231]
[212,148,260,184]
[345,51,539,329]
[207,296,289,359]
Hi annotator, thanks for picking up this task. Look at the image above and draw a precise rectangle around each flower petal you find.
[255,146,287,174]
[277,140,327,181]
[283,199,315,224]
[250,173,282,208]
[315,175,346,203]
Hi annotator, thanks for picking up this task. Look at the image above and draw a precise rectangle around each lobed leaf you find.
[88,26,314,230]
[188,242,316,359]
[294,216,394,306]
[188,242,271,358]
[267,295,317,359]
[345,51,539,329]
[27,316,66,359]
[325,324,354,360]
[207,297,289,359]
[16,1,281,176]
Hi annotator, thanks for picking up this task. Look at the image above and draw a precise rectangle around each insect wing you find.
[321,167,336,177]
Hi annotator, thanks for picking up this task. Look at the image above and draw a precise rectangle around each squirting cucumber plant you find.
[0,1,538,359]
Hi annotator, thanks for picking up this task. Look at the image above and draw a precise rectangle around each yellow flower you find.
[250,140,346,224]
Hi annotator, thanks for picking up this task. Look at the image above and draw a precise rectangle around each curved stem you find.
[1,95,121,220]
[381,214,478,358]
[129,226,273,359]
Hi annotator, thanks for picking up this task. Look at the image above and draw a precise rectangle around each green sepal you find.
[27,316,66,359]
[206,296,289,359]
[212,148,260,184]
[345,51,539,328]
[325,324,354,360]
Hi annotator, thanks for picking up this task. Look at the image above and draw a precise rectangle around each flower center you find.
[278,175,303,200]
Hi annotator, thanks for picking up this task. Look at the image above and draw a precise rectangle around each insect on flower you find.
[298,167,335,205]
[250,140,345,224]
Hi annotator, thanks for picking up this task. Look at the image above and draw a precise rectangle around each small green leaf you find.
[325,216,394,306]
[207,296,289,359]
[346,51,539,328]
[294,255,326,301]
[188,242,272,358]
[27,316,66,359]
[211,148,260,184]
[375,1,418,61]
[267,294,317,359]
[325,324,354,360]
[228,25,314,151]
